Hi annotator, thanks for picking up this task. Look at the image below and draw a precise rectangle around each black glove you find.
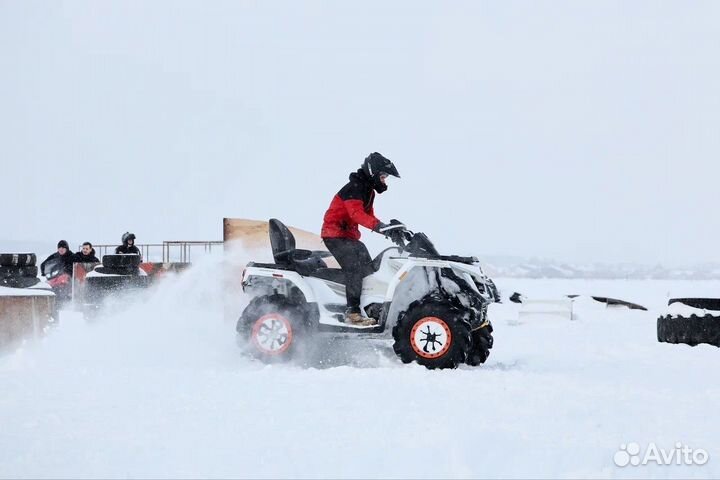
[374,219,405,233]
[374,219,407,245]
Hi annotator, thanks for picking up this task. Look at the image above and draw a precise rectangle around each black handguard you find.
[376,219,408,246]
[373,221,390,233]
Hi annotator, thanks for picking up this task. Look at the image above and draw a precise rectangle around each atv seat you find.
[268,218,331,275]
[265,219,399,279]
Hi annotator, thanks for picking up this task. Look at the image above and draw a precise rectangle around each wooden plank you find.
[0,295,55,347]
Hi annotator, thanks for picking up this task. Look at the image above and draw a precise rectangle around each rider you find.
[321,152,405,326]
[115,232,141,257]
[40,240,76,277]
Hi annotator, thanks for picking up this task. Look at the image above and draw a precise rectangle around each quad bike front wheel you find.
[237,295,308,362]
[466,322,494,366]
[392,301,472,369]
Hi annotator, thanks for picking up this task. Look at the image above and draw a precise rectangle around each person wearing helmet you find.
[115,232,141,257]
[321,152,405,326]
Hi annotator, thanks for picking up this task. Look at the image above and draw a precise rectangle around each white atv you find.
[236,219,496,369]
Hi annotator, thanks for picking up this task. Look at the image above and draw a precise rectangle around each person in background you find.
[74,242,100,263]
[40,240,76,277]
[115,232,141,257]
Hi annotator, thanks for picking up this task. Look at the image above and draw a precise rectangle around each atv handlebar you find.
[379,219,430,252]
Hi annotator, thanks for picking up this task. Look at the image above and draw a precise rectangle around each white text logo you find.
[614,442,709,467]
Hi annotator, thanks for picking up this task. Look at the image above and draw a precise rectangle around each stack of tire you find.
[657,298,720,348]
[94,254,144,275]
[0,254,39,289]
[83,254,150,317]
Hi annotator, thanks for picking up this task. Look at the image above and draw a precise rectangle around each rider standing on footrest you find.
[321,152,406,326]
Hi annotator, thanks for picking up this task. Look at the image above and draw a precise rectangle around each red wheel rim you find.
[410,316,452,359]
[251,313,293,355]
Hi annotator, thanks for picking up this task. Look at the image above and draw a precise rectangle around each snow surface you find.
[666,301,720,318]
[1,257,719,479]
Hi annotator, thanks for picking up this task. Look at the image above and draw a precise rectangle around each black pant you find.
[323,238,374,313]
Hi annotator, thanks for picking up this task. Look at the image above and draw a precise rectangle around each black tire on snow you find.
[236,295,310,363]
[0,253,37,267]
[102,254,142,269]
[0,265,39,278]
[392,300,472,369]
[657,314,720,348]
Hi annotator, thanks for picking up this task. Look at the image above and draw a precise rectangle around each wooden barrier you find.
[223,218,330,253]
[0,290,55,347]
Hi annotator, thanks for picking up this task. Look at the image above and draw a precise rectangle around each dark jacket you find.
[40,251,76,277]
[321,169,381,240]
[74,250,100,263]
[115,244,141,255]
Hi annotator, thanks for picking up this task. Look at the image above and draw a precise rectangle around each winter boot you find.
[344,311,378,326]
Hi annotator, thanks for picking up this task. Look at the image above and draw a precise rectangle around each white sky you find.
[1,0,719,265]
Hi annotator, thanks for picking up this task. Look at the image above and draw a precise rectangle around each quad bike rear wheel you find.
[392,300,472,369]
[237,295,309,362]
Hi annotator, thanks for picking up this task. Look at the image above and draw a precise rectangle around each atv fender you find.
[242,265,316,304]
[383,262,488,330]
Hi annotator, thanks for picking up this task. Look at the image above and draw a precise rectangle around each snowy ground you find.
[1,258,718,479]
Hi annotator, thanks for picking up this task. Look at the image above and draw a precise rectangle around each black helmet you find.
[121,232,136,244]
[362,152,400,193]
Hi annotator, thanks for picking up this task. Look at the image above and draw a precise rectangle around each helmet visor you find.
[380,162,400,178]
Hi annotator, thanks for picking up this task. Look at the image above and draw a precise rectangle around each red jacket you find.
[321,170,381,240]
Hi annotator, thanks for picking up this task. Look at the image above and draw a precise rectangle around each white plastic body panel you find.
[242,249,495,329]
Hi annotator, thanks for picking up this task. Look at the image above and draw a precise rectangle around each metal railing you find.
[162,241,223,263]
[83,241,223,263]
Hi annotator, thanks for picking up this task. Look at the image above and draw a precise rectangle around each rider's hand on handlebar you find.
[374,219,406,234]
[375,219,409,246]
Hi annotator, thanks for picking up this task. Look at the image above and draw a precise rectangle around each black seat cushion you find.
[294,255,327,276]
[269,218,296,264]
[308,268,346,285]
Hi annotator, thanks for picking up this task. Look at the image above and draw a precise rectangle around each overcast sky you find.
[1,0,719,265]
